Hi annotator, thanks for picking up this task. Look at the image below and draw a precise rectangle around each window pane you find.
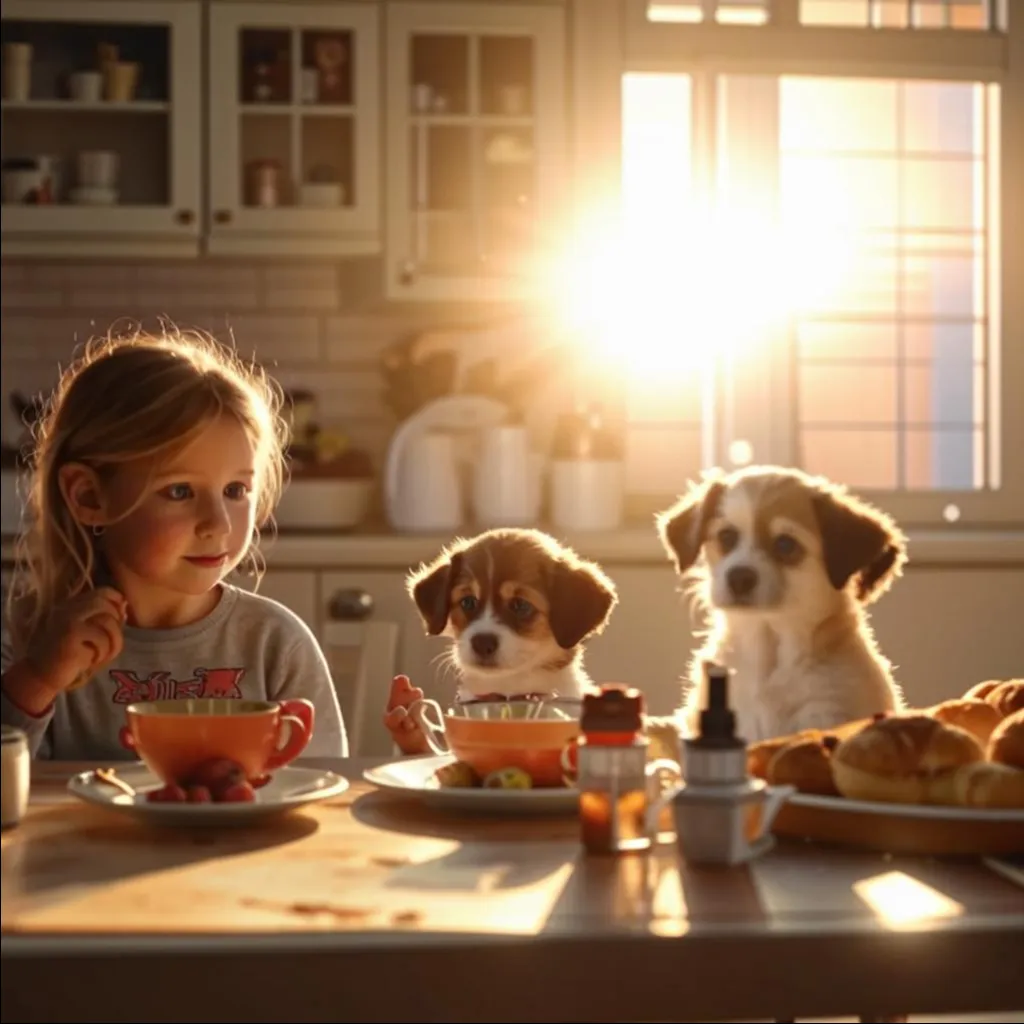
[779,78,897,151]
[781,77,998,491]
[902,159,981,231]
[797,322,898,362]
[801,429,898,489]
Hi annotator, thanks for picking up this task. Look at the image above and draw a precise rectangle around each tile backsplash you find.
[0,257,447,472]
[1,256,701,511]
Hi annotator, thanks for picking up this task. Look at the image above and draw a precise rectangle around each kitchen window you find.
[573,2,1022,527]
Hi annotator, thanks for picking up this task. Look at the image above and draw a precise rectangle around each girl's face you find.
[99,413,259,626]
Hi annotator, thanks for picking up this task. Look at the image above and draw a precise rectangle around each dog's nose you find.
[471,632,500,658]
[727,566,759,598]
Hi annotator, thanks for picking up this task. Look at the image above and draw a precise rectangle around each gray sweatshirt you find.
[0,584,348,761]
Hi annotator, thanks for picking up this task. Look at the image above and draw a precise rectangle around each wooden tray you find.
[773,793,1024,856]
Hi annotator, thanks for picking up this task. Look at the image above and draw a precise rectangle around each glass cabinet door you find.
[386,4,565,300]
[0,0,201,256]
[208,2,379,256]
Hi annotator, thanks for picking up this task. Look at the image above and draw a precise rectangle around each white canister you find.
[2,43,32,101]
[472,424,542,528]
[550,459,625,532]
[1,726,30,829]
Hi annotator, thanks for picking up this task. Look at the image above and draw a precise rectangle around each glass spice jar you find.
[576,684,651,854]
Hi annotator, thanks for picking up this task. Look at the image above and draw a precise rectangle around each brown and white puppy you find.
[656,465,906,743]
[407,528,617,701]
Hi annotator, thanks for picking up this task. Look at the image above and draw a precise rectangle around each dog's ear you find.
[407,551,463,635]
[548,559,618,649]
[811,489,906,603]
[656,473,726,575]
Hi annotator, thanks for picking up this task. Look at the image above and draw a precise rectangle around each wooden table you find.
[2,759,1022,1023]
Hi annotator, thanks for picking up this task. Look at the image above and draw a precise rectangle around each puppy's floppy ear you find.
[656,473,726,575]
[548,558,618,649]
[407,550,463,635]
[811,489,907,603]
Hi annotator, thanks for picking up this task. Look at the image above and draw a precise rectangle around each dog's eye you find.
[717,526,740,553]
[458,595,479,613]
[772,534,802,560]
[508,597,534,619]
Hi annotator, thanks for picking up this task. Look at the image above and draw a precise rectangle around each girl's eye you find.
[717,526,740,553]
[225,481,250,500]
[164,483,192,501]
[773,534,802,560]
[459,595,479,613]
[508,597,535,619]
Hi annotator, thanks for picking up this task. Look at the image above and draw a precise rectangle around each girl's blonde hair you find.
[7,324,288,657]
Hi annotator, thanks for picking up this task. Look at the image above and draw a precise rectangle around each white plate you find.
[787,791,1024,822]
[67,763,349,827]
[363,754,580,816]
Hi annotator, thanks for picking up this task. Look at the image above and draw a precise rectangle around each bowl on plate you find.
[408,696,582,787]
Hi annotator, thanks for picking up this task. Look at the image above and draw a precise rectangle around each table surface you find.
[2,758,1022,1023]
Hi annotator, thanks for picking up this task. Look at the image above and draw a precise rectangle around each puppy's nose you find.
[727,566,759,598]
[471,633,500,658]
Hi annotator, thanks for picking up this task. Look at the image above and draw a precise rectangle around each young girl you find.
[0,326,348,761]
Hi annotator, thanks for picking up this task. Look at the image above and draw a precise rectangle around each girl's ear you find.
[57,463,109,528]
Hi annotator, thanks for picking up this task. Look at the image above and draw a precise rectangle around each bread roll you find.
[747,732,816,780]
[987,708,1024,770]
[927,760,1024,810]
[766,737,840,796]
[928,698,1002,745]
[986,679,1024,719]
[746,717,876,780]
[831,713,984,804]
[963,679,1001,701]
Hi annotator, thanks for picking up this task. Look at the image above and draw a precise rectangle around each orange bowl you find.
[441,699,581,787]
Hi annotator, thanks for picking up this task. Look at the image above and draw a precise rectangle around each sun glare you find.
[543,73,853,383]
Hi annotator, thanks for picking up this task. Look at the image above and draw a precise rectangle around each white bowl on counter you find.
[273,477,373,531]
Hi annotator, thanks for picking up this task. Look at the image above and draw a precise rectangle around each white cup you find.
[550,459,624,532]
[69,70,103,103]
[77,150,119,188]
[1,726,30,829]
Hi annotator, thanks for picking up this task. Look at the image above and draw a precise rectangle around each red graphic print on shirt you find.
[109,667,245,703]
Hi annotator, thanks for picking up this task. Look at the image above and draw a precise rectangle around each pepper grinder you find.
[669,662,793,866]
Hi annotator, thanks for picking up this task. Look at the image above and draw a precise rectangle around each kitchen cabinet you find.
[0,0,203,258]
[207,1,380,256]
[246,569,319,633]
[384,1,568,301]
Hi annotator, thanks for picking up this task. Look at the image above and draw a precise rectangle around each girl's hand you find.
[26,587,128,696]
[383,674,430,755]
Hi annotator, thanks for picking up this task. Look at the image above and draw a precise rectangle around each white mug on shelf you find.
[69,70,102,103]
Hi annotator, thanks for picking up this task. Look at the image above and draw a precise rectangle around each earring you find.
[92,525,105,537]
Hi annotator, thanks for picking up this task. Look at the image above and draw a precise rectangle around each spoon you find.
[95,767,138,799]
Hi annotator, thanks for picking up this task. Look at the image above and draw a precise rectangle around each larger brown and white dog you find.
[407,527,618,701]
[657,465,906,743]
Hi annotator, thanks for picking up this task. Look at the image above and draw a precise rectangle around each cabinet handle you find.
[214,209,233,225]
[174,209,195,225]
[328,588,375,621]
[398,260,417,286]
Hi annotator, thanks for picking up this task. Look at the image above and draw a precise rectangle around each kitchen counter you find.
[3,526,1024,570]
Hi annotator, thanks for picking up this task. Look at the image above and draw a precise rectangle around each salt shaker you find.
[667,663,793,865]
[576,684,651,854]
[1,725,30,829]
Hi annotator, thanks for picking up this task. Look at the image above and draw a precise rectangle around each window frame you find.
[583,0,1024,527]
